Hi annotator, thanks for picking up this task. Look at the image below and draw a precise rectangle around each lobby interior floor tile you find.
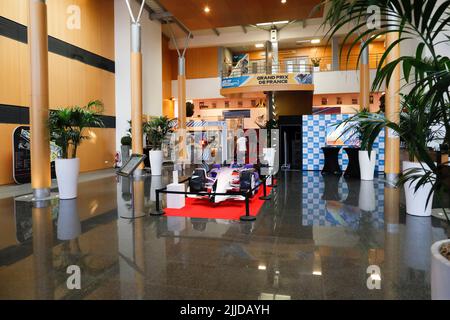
[0,170,448,300]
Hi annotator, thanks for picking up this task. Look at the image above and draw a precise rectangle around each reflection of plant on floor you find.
[53,240,109,281]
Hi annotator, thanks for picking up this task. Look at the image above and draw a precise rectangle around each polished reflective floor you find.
[0,170,448,300]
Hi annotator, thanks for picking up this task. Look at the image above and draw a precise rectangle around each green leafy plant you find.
[121,135,132,146]
[143,116,175,150]
[315,0,450,222]
[49,100,104,159]
[311,57,322,67]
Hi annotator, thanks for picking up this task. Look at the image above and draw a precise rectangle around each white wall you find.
[114,0,162,152]
[313,70,384,94]
[171,77,223,100]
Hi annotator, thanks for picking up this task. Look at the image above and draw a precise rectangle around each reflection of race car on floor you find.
[188,163,261,203]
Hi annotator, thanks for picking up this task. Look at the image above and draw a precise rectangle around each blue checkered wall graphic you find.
[302,114,385,172]
[301,172,385,229]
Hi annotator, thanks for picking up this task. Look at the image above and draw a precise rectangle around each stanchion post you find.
[259,176,271,200]
[240,190,256,222]
[150,188,165,216]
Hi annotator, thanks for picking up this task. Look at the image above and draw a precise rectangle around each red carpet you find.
[164,185,273,220]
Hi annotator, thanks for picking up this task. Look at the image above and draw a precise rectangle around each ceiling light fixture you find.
[256,20,289,26]
[258,265,267,270]
[281,0,287,3]
[204,6,210,13]
[311,39,321,44]
[255,43,265,48]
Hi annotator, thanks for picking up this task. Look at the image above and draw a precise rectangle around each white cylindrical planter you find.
[403,161,434,217]
[404,215,432,271]
[359,150,376,181]
[359,180,376,211]
[313,66,320,72]
[56,158,80,200]
[149,150,163,176]
[57,199,81,241]
[431,240,450,300]
[150,175,162,202]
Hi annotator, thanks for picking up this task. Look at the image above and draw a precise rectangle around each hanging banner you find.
[222,73,313,89]
[12,126,60,184]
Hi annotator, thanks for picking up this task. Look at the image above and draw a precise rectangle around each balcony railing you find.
[221,63,314,79]
[221,53,384,78]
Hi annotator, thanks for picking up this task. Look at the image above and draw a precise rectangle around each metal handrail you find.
[222,53,384,77]
[222,63,314,78]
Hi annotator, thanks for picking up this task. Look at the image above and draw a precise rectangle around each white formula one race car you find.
[188,163,261,203]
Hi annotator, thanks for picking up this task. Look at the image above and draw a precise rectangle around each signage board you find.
[222,73,313,89]
[12,126,60,184]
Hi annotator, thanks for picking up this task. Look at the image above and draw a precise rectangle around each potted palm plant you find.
[143,116,174,176]
[49,100,104,199]
[317,0,450,298]
[311,57,321,72]
[335,108,377,180]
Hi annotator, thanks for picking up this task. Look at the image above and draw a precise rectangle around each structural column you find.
[177,57,186,129]
[29,0,51,199]
[32,201,54,299]
[331,36,340,71]
[384,32,401,183]
[359,42,370,110]
[131,22,144,171]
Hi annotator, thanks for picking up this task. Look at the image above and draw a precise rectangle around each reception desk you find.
[302,114,385,172]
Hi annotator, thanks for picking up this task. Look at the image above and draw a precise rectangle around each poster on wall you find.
[12,126,60,184]
[222,72,313,89]
[326,123,359,146]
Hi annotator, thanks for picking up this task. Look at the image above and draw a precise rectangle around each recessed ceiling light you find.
[281,0,287,3]
[258,265,267,270]
[204,6,210,13]
[255,43,264,48]
[256,20,289,26]
[311,39,321,44]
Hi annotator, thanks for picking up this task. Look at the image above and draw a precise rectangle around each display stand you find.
[117,154,147,219]
[150,174,273,222]
[321,146,342,175]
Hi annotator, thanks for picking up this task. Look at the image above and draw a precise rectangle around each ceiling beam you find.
[144,0,194,38]
[150,11,173,20]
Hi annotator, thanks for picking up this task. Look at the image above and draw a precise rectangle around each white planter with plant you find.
[359,150,377,181]
[320,0,450,299]
[57,199,81,241]
[144,116,174,176]
[431,240,450,300]
[403,161,434,217]
[311,57,321,73]
[49,100,104,200]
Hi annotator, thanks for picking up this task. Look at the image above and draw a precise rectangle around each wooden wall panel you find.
[0,0,115,60]
[46,0,115,60]
[0,0,116,186]
[0,41,115,116]
[0,37,30,107]
[0,124,19,185]
[275,91,313,116]
[77,128,116,172]
[48,53,115,116]
[171,46,219,80]
[0,125,116,186]
[0,0,28,25]
[162,37,173,100]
